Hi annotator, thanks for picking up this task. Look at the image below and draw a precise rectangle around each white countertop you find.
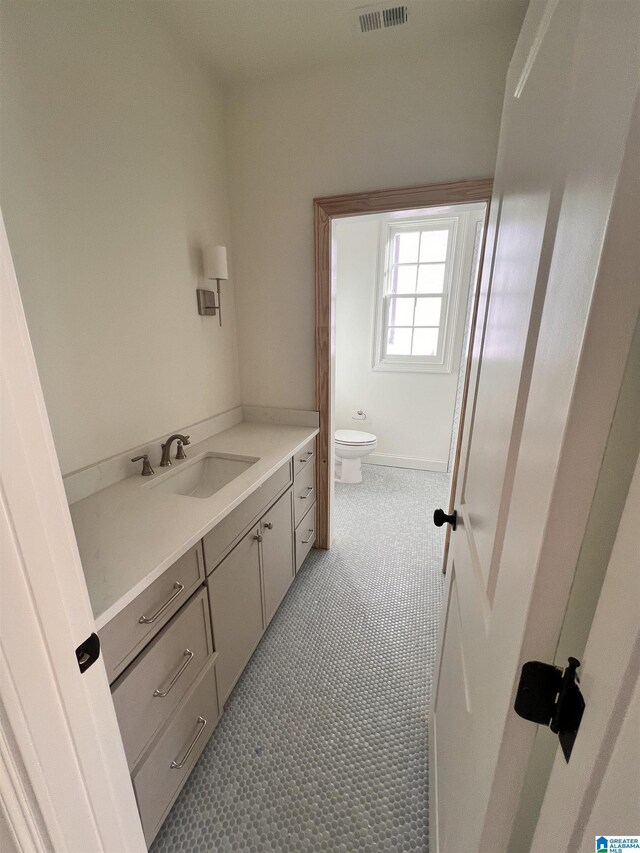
[71,422,318,630]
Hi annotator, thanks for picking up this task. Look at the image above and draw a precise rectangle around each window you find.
[373,217,460,373]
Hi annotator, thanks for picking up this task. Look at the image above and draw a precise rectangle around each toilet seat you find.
[335,429,376,446]
[334,429,377,484]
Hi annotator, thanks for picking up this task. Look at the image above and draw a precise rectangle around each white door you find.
[0,213,146,852]
[531,452,640,851]
[429,3,640,851]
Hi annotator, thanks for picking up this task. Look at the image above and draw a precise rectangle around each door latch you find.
[514,657,585,762]
[75,632,101,674]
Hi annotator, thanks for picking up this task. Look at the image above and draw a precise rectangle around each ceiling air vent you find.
[359,9,382,32]
[382,5,408,27]
[356,4,409,34]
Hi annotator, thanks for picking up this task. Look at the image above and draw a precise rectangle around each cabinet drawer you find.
[295,502,316,572]
[202,461,292,572]
[133,658,219,846]
[293,460,315,527]
[293,438,316,479]
[99,543,205,683]
[111,587,213,770]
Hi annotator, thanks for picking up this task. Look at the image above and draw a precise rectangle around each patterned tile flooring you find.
[151,465,449,853]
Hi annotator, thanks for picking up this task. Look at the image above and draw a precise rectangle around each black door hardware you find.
[514,657,585,762]
[75,632,101,674]
[433,508,457,530]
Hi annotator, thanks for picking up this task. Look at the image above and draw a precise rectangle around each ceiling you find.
[153,0,529,86]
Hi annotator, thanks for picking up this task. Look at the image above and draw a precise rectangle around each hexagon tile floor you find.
[151,465,449,853]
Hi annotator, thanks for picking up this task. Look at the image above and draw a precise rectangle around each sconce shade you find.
[204,245,228,281]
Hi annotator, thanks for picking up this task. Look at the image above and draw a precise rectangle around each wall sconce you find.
[197,245,228,326]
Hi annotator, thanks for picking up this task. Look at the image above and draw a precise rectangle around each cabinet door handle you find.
[300,486,314,500]
[301,529,315,544]
[138,582,184,624]
[153,649,194,698]
[170,716,207,769]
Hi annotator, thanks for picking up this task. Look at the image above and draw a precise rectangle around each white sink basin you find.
[146,453,259,499]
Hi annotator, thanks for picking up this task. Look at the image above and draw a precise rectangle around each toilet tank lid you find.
[335,429,377,444]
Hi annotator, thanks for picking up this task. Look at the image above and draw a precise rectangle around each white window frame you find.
[372,212,468,373]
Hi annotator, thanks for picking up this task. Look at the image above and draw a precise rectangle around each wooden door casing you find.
[313,179,494,549]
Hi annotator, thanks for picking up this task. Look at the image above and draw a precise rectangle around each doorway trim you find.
[313,178,494,549]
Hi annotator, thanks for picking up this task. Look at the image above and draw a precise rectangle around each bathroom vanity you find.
[70,422,318,845]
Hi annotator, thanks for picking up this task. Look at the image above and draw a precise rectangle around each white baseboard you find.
[363,453,448,473]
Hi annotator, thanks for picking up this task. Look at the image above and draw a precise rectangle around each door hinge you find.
[75,632,101,674]
[514,657,585,762]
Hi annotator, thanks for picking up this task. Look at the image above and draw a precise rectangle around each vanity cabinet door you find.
[207,528,263,706]
[260,489,295,626]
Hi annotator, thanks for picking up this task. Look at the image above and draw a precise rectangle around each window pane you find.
[414,296,442,327]
[394,231,419,263]
[393,264,417,293]
[419,229,449,262]
[388,297,415,327]
[412,328,439,357]
[417,263,445,293]
[386,327,412,356]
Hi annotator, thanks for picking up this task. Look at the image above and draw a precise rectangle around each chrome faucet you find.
[160,434,190,466]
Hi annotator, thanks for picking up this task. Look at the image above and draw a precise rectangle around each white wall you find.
[334,209,482,469]
[225,26,521,411]
[0,2,241,475]
[0,8,521,475]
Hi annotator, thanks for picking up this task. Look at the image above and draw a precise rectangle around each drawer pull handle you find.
[300,486,314,500]
[301,529,315,545]
[138,582,184,624]
[153,649,194,698]
[170,716,207,770]
[299,451,313,464]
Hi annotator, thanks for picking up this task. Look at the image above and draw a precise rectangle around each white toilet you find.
[334,429,377,483]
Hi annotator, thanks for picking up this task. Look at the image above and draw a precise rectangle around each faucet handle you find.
[183,435,191,445]
[131,454,154,476]
[176,441,187,460]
